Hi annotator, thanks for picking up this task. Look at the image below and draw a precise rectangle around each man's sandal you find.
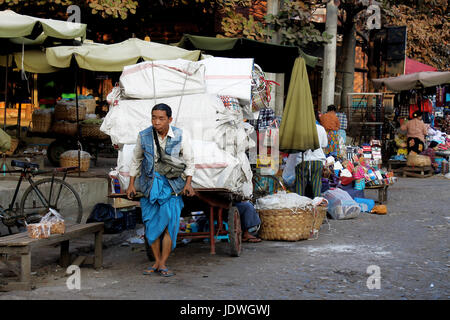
[242,236,262,243]
[159,268,175,277]
[143,267,159,275]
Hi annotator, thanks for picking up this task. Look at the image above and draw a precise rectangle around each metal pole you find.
[3,54,9,131]
[75,65,81,176]
[321,1,338,113]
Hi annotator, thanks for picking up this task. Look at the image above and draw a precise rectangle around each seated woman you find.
[420,141,440,173]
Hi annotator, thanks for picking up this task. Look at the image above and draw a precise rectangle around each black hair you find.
[429,141,439,148]
[152,103,172,118]
[327,104,337,112]
[412,111,423,118]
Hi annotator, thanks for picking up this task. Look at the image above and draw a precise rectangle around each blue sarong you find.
[140,172,184,251]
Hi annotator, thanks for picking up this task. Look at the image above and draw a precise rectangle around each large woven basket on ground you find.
[54,104,86,121]
[52,121,78,136]
[80,123,108,140]
[60,150,91,172]
[257,206,327,241]
[32,112,52,133]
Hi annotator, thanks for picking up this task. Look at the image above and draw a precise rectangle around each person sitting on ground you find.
[420,141,441,174]
[234,201,262,243]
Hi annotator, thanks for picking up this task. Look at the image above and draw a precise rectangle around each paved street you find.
[0,176,449,300]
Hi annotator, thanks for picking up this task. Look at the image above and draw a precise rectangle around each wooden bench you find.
[403,166,433,178]
[387,160,407,174]
[0,222,104,291]
[365,184,389,204]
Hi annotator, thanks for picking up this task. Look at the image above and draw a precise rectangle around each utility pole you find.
[321,0,338,113]
[266,0,284,117]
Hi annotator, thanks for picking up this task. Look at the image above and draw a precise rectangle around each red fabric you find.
[409,104,419,119]
[340,176,354,186]
[421,100,432,113]
[405,57,437,74]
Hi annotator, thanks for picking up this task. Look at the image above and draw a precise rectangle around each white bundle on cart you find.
[119,59,206,99]
[102,58,255,196]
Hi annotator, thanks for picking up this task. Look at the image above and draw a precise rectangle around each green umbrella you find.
[279,57,319,153]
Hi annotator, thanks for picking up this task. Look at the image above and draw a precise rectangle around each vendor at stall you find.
[400,111,429,155]
[320,104,340,157]
[126,103,195,277]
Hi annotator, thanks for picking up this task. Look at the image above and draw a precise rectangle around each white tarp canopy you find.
[0,10,86,44]
[45,38,202,72]
[372,71,450,92]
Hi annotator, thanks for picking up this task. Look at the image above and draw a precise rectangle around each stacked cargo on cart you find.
[101,57,255,198]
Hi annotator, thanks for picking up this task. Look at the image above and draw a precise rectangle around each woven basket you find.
[81,123,108,140]
[32,112,52,133]
[60,151,90,172]
[52,121,78,136]
[55,104,86,121]
[80,99,97,114]
[257,206,327,241]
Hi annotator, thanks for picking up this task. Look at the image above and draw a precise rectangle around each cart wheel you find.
[47,139,76,167]
[228,206,242,257]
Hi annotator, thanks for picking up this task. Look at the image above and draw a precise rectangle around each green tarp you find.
[46,38,202,72]
[177,34,319,73]
[0,10,86,42]
[279,57,319,153]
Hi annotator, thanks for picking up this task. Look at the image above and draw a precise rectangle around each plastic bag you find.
[322,188,361,220]
[256,191,322,210]
[41,208,65,234]
[27,223,52,239]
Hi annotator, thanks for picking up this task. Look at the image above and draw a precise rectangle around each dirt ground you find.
[0,175,449,300]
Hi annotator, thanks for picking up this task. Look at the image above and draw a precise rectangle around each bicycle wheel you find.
[252,173,285,201]
[20,178,83,224]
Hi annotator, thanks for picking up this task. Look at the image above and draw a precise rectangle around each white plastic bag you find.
[322,188,361,220]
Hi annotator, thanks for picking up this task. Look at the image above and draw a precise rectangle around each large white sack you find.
[119,59,206,99]
[101,94,236,145]
[115,144,135,191]
[198,57,254,102]
[191,140,242,191]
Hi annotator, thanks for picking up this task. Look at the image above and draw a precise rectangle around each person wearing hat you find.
[400,111,429,155]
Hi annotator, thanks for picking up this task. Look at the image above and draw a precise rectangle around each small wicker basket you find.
[55,104,86,121]
[60,150,91,172]
[81,123,108,140]
[32,112,52,133]
[257,206,327,241]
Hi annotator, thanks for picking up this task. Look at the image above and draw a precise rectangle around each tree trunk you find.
[321,1,338,113]
[340,21,357,110]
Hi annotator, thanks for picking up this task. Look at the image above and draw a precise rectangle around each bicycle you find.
[251,168,287,202]
[0,160,83,236]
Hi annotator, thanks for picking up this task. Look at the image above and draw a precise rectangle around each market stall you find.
[372,71,450,176]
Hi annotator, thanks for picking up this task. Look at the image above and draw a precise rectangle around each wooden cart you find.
[111,188,245,257]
